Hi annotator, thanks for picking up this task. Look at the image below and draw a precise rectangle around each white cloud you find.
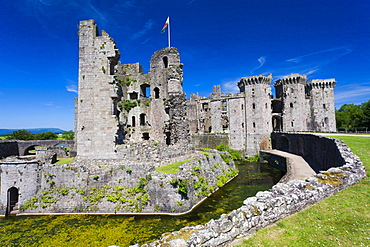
[250,56,266,74]
[335,82,370,107]
[222,79,240,93]
[131,19,154,40]
[66,80,78,94]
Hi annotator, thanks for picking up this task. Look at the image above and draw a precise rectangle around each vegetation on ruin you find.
[215,143,243,160]
[119,100,140,112]
[238,135,370,247]
[55,158,75,164]
[155,158,194,173]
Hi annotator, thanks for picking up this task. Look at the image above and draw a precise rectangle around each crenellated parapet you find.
[274,73,307,87]
[238,74,273,90]
[306,78,336,89]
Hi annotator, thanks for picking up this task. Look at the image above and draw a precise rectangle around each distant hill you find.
[0,128,67,135]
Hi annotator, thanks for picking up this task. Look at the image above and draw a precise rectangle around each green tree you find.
[6,130,34,140]
[34,131,58,140]
[360,100,370,128]
[60,130,74,140]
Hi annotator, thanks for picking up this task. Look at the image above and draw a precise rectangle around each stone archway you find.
[6,187,19,216]
[279,136,289,152]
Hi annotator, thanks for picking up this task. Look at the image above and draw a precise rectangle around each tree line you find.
[3,130,74,140]
[336,99,370,132]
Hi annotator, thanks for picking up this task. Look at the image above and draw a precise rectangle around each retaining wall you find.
[137,134,366,246]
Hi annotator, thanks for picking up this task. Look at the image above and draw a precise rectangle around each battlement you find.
[306,78,336,89]
[238,74,273,89]
[274,73,307,86]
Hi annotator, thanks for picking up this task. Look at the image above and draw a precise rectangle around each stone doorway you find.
[6,187,19,216]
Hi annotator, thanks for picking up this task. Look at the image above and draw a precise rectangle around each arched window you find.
[154,87,160,99]
[163,56,168,68]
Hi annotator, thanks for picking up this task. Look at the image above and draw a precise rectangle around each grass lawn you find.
[155,158,194,173]
[238,136,370,247]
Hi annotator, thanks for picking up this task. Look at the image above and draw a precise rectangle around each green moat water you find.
[0,161,282,247]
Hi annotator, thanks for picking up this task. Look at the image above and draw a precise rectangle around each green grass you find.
[238,136,370,247]
[54,158,75,165]
[155,158,194,173]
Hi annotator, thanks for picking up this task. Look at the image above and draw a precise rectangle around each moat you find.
[0,161,282,246]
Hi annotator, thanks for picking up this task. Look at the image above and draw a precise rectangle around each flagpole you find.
[168,17,171,47]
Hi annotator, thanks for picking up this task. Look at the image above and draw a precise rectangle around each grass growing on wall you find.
[155,158,194,173]
[238,135,370,247]
[55,158,75,165]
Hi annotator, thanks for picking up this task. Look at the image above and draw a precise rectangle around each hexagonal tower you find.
[274,73,310,132]
[237,74,273,156]
[306,79,337,132]
[75,20,120,159]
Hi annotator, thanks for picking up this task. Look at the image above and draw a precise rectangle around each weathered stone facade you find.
[74,20,336,160]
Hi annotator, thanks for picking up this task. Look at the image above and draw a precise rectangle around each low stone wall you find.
[136,135,366,246]
[191,134,229,150]
[8,150,237,216]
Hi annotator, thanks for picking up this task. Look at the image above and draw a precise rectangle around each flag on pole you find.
[161,17,169,33]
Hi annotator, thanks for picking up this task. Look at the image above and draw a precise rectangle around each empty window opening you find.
[253,122,256,128]
[140,113,146,126]
[132,116,136,127]
[252,103,255,109]
[290,102,293,108]
[142,133,150,140]
[130,92,138,100]
[202,103,209,111]
[163,56,169,68]
[154,87,160,99]
[241,104,244,110]
[265,103,267,109]
[140,84,150,97]
[291,121,294,127]
[112,97,120,116]
[323,104,326,109]
[166,132,171,145]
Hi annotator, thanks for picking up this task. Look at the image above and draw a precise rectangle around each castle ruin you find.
[75,19,336,160]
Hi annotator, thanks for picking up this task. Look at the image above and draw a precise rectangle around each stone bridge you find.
[271,132,344,172]
[0,140,74,157]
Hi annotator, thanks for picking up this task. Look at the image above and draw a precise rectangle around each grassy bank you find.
[238,136,370,247]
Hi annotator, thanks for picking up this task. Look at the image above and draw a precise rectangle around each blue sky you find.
[0,0,369,131]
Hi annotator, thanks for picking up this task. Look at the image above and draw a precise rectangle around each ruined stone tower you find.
[75,20,120,159]
[273,74,309,132]
[237,74,273,154]
[306,79,337,132]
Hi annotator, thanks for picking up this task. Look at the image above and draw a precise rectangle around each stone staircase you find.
[9,202,19,215]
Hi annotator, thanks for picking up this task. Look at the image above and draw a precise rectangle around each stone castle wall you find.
[2,151,237,216]
[0,141,19,158]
